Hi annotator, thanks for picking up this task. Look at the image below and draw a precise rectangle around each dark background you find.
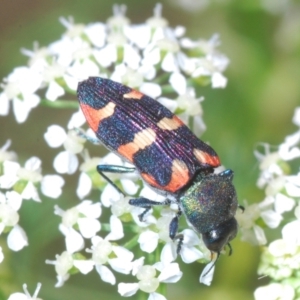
[0,0,299,299]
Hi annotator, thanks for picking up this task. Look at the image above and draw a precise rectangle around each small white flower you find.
[0,140,17,163]
[46,251,73,287]
[236,202,268,245]
[0,191,21,231]
[254,283,295,300]
[45,125,85,175]
[8,283,42,300]
[55,200,101,252]
[118,260,182,299]
[0,66,42,123]
[88,235,134,285]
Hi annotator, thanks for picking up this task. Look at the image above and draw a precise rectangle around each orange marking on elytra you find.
[123,89,144,100]
[193,148,220,167]
[157,116,184,130]
[118,143,138,163]
[118,128,156,162]
[80,102,116,132]
[141,159,190,193]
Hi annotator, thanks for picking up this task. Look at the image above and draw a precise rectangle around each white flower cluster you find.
[1,4,230,299]
[236,107,300,299]
[0,140,64,258]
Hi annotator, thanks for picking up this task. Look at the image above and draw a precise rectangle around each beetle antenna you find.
[203,252,220,277]
[228,243,233,256]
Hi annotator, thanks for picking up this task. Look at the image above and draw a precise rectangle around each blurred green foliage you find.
[0,0,299,299]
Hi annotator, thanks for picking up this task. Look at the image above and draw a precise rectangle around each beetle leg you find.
[97,164,136,196]
[169,208,184,254]
[129,198,171,221]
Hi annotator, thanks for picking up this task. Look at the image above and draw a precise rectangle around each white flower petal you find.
[157,97,177,113]
[24,156,41,171]
[7,225,28,251]
[93,45,117,67]
[274,193,295,213]
[292,107,300,126]
[131,257,145,276]
[118,282,139,297]
[285,181,300,197]
[113,245,134,262]
[253,225,267,245]
[67,109,86,129]
[140,82,161,98]
[6,191,23,211]
[0,247,4,263]
[160,243,176,265]
[85,23,106,48]
[211,72,227,88]
[182,229,201,246]
[138,230,159,253]
[95,265,116,285]
[78,218,100,238]
[62,227,84,253]
[41,175,65,198]
[109,257,133,274]
[100,183,122,207]
[44,125,67,148]
[76,172,92,199]
[73,260,94,274]
[254,283,295,300]
[282,220,300,246]
[169,72,186,95]
[13,94,40,123]
[21,181,40,202]
[260,210,282,228]
[158,263,182,283]
[162,53,177,72]
[120,178,139,195]
[77,200,101,218]
[53,151,78,174]
[0,93,9,116]
[199,261,215,286]
[106,215,124,241]
[124,44,141,69]
[63,74,78,91]
[45,81,65,101]
[8,293,28,300]
[180,246,203,263]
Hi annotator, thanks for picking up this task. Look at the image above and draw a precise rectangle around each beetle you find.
[77,77,242,265]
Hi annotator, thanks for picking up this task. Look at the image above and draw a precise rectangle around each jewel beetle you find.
[77,77,242,266]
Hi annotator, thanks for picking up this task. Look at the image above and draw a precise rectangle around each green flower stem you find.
[160,84,176,95]
[137,291,148,300]
[122,234,139,250]
[154,72,170,84]
[157,282,167,296]
[100,223,111,232]
[40,99,79,109]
